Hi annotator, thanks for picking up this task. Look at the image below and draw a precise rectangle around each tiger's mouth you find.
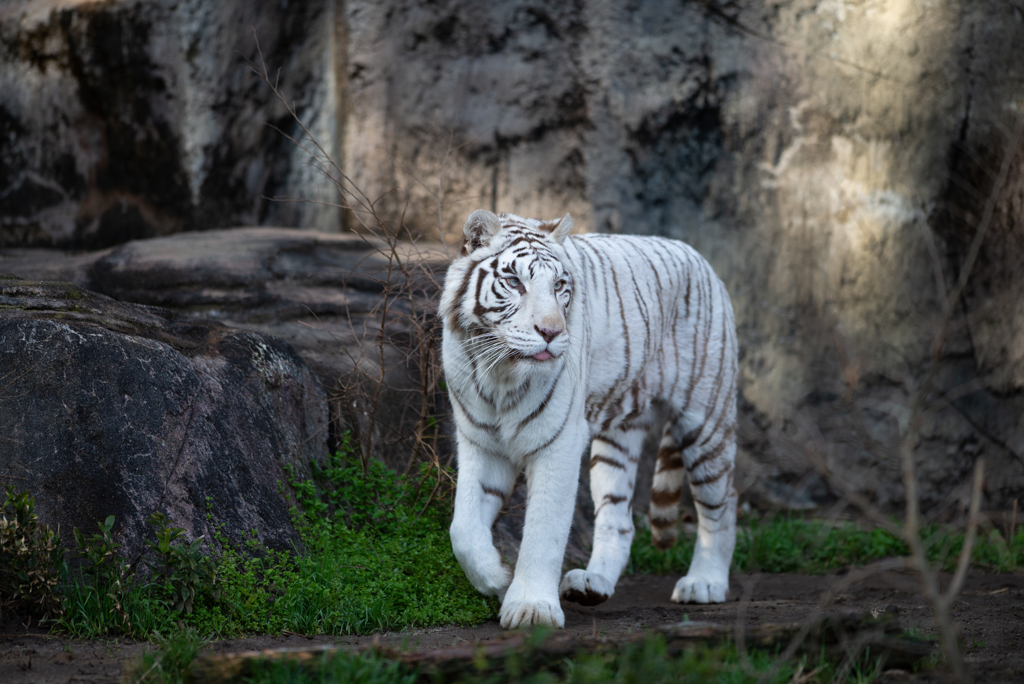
[506,348,558,362]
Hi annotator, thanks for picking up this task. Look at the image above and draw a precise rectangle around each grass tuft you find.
[123,628,208,684]
[628,512,1024,576]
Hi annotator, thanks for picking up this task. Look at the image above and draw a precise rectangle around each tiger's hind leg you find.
[651,414,737,604]
[559,426,647,606]
[649,421,689,549]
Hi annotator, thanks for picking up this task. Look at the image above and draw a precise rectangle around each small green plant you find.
[55,513,188,639]
[60,515,138,635]
[123,628,208,684]
[73,516,129,590]
[145,512,219,615]
[0,486,65,620]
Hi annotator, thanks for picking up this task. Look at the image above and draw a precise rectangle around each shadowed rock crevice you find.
[0,0,343,248]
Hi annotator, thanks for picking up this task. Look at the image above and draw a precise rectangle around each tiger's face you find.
[444,210,575,364]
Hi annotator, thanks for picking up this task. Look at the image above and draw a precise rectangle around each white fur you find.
[442,212,738,629]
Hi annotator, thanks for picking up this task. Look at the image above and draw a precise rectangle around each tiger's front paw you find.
[559,569,613,606]
[458,559,512,602]
[450,527,513,601]
[670,574,728,604]
[499,597,565,629]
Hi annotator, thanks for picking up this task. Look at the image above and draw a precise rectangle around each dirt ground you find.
[1,570,1022,683]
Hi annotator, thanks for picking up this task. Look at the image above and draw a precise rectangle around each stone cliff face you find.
[3,0,1023,512]
[0,0,343,248]
[341,0,1024,513]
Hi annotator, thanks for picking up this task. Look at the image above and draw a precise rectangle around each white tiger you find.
[441,210,738,629]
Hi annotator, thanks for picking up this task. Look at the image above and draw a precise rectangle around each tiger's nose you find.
[536,326,562,343]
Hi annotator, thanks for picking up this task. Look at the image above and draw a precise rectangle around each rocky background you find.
[0,0,344,248]
[0,274,328,561]
[3,0,1024,543]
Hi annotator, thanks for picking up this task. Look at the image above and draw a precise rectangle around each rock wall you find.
[3,0,1024,513]
[340,0,1024,513]
[0,0,344,248]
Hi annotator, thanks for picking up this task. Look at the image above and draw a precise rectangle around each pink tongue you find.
[533,350,552,361]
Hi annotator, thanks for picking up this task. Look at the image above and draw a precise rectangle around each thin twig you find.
[248,30,455,482]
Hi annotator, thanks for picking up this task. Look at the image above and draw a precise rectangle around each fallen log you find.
[186,609,933,683]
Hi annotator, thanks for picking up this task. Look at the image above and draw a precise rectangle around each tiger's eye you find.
[506,276,521,288]
[554,280,566,292]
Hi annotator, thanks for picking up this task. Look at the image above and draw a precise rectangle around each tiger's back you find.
[569,233,737,439]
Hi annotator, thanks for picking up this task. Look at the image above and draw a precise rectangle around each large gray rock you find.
[0,0,343,248]
[0,228,448,471]
[0,276,328,561]
[86,228,449,471]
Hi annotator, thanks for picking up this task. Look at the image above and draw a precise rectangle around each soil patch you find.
[2,571,1021,683]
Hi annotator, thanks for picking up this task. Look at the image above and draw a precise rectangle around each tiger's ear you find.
[462,210,502,253]
[548,214,572,244]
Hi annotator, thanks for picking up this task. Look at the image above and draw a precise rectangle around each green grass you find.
[182,450,496,637]
[42,439,495,640]
[55,571,175,638]
[628,512,1024,576]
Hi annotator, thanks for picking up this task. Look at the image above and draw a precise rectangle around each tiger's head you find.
[441,210,575,366]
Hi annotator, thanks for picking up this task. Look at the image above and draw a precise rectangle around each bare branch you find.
[944,459,986,610]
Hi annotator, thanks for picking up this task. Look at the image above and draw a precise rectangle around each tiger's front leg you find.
[450,442,517,600]
[559,427,646,606]
[499,428,585,629]
[671,425,737,604]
